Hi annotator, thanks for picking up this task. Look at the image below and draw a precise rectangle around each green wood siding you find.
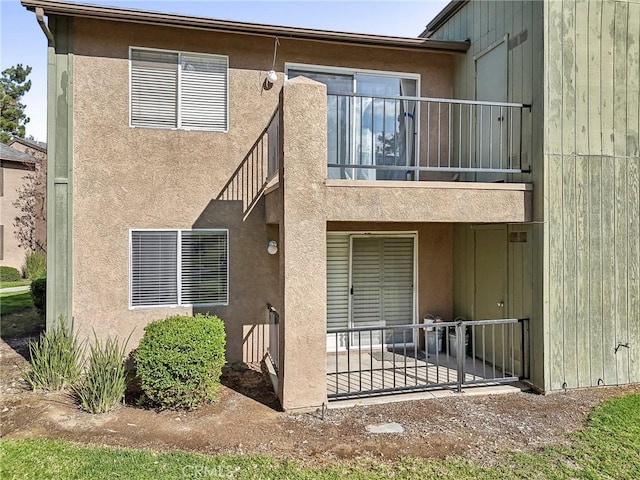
[46,16,74,330]
[438,0,639,391]
[433,1,545,388]
[544,1,640,390]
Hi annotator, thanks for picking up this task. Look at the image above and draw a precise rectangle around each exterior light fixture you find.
[267,240,278,255]
[266,70,278,85]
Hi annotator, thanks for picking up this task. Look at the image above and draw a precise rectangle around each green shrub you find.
[25,251,46,280]
[74,334,129,414]
[135,314,226,410]
[30,277,46,316]
[25,317,83,391]
[0,266,21,282]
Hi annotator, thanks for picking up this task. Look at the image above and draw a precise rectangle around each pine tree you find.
[1,64,32,143]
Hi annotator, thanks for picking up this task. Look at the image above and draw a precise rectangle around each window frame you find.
[128,46,229,132]
[128,228,229,309]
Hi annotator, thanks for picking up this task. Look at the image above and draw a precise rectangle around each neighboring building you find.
[0,140,46,271]
[22,0,638,412]
[8,137,47,160]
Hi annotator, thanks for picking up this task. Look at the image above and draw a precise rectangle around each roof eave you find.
[421,0,471,38]
[21,0,470,53]
[8,137,47,153]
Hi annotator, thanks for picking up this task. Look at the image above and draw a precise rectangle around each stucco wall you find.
[1,163,34,271]
[69,17,455,364]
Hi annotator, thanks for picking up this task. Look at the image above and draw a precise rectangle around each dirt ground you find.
[1,336,638,466]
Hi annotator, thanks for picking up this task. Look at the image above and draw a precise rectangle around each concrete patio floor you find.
[327,347,522,401]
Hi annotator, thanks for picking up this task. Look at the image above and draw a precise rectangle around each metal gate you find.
[326,318,529,400]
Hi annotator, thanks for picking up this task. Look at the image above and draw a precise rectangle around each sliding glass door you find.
[287,66,418,180]
[326,233,416,351]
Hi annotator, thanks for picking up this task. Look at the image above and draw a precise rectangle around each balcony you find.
[259,78,533,224]
[326,93,530,183]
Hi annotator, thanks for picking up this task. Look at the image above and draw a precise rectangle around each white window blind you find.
[130,229,228,308]
[180,53,228,130]
[180,230,228,305]
[130,48,228,131]
[130,50,178,128]
[326,234,350,331]
[131,231,178,307]
[351,237,414,329]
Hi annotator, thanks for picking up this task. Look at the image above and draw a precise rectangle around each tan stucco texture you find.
[69,18,453,366]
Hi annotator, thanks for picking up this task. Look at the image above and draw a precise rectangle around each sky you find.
[0,0,449,142]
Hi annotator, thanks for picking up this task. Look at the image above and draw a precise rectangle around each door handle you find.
[350,287,354,295]
[497,301,504,308]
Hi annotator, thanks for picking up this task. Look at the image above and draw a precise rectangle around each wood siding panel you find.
[588,156,604,385]
[601,2,616,156]
[548,155,565,389]
[614,159,630,384]
[562,0,577,155]
[614,2,629,157]
[575,155,591,386]
[432,1,544,388]
[588,1,603,153]
[600,157,617,385]
[562,155,578,388]
[547,0,564,155]
[628,3,640,157]
[543,0,640,390]
[575,1,590,155]
[434,1,640,391]
[628,157,640,383]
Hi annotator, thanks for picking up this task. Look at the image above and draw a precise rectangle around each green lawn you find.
[1,393,639,479]
[0,280,31,289]
[0,290,33,316]
[0,290,43,339]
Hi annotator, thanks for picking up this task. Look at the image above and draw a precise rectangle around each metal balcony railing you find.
[326,318,529,400]
[216,107,280,216]
[326,93,531,181]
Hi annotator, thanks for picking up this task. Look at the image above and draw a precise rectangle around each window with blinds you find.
[130,229,228,308]
[130,48,228,131]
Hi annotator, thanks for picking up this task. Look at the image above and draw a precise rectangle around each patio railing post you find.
[456,320,464,392]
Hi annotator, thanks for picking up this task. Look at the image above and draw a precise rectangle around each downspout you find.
[35,7,54,45]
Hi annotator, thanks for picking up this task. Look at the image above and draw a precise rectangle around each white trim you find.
[325,179,533,190]
[128,46,132,128]
[128,46,229,133]
[176,51,183,129]
[473,35,509,62]
[285,62,421,81]
[128,228,229,309]
[176,229,183,305]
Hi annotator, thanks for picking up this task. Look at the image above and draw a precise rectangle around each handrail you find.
[327,318,527,334]
[334,91,531,109]
[216,106,280,216]
[266,303,279,373]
